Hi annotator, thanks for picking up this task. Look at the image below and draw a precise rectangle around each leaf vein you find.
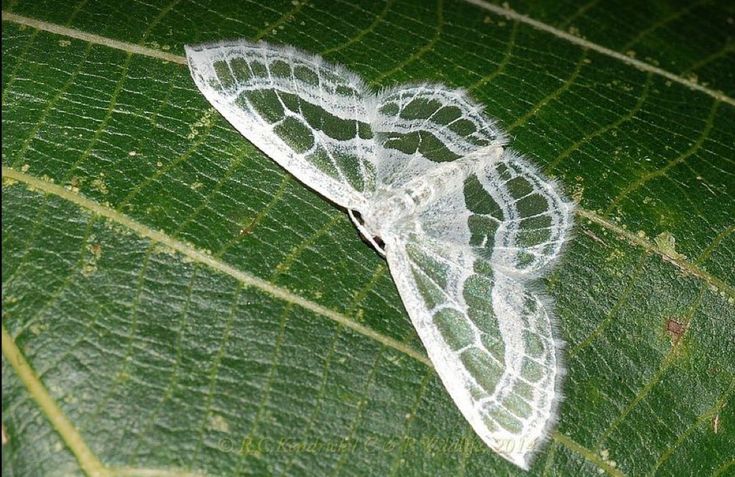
[462,0,735,107]
[2,165,432,367]
[1,326,108,476]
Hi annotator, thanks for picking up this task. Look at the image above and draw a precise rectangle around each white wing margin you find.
[186,40,377,209]
[385,233,562,469]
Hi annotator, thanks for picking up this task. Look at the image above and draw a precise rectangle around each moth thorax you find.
[363,192,415,237]
[365,167,463,235]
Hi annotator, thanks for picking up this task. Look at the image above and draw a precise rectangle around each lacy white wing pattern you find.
[186,41,376,209]
[384,231,562,469]
[371,84,505,188]
[379,142,572,468]
[467,151,573,276]
[417,148,575,278]
[370,83,572,277]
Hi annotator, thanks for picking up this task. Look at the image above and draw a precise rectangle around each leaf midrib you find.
[463,0,735,107]
[1,166,431,366]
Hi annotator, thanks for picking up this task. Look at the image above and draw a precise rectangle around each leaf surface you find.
[2,1,733,476]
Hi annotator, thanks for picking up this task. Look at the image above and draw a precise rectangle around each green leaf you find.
[2,1,733,476]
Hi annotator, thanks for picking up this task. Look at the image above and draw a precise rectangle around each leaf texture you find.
[2,1,733,476]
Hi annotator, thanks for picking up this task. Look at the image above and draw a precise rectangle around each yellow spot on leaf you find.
[187,109,216,140]
[209,414,230,433]
[654,232,685,260]
[91,177,108,195]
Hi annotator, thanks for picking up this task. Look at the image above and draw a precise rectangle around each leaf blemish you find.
[654,232,685,260]
[82,243,103,277]
[187,108,217,140]
[665,318,687,344]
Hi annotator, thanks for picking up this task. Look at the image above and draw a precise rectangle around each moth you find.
[186,40,573,469]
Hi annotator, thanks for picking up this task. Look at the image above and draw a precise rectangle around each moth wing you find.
[186,40,377,209]
[384,231,562,469]
[415,147,574,278]
[371,84,505,188]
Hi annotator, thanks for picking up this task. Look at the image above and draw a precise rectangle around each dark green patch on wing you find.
[213,59,236,88]
[293,65,319,86]
[460,347,504,398]
[464,175,504,256]
[270,59,292,78]
[240,89,284,124]
[434,308,475,351]
[406,242,451,310]
[382,131,462,162]
[306,148,339,179]
[463,270,505,364]
[273,117,313,153]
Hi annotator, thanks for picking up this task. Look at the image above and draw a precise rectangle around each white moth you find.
[186,40,574,470]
